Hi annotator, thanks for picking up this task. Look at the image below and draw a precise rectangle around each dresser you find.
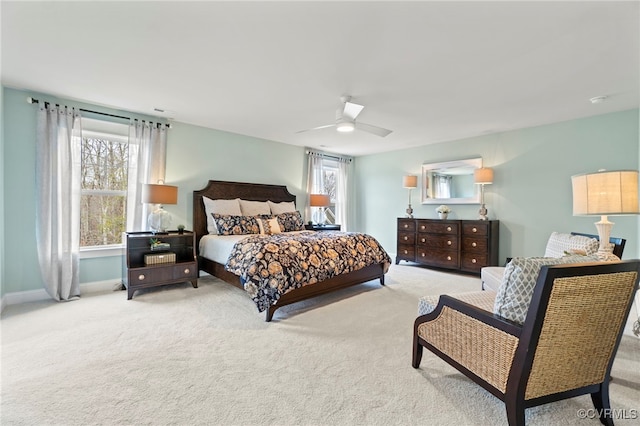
[396,218,499,274]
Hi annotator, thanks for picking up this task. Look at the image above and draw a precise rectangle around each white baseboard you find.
[0,279,121,314]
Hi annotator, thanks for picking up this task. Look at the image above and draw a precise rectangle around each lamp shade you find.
[309,194,330,207]
[403,175,418,189]
[474,167,494,184]
[572,170,639,215]
[142,183,178,205]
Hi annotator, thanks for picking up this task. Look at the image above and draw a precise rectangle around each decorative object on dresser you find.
[435,204,450,220]
[403,175,418,218]
[396,218,499,274]
[309,193,331,224]
[142,182,178,233]
[473,167,493,220]
[572,169,639,256]
[122,231,197,300]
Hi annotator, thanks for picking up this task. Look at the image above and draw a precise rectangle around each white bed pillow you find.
[239,199,271,216]
[543,232,599,258]
[202,197,242,234]
[268,200,296,214]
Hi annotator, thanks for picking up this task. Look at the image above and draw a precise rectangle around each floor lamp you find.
[403,175,418,218]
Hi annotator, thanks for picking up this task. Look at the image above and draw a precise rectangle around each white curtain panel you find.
[35,104,82,301]
[335,158,350,231]
[305,152,323,223]
[126,121,168,232]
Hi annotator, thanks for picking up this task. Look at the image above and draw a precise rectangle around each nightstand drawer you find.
[173,263,197,279]
[129,266,172,286]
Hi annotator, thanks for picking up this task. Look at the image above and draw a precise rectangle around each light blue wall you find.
[2,87,306,296]
[0,87,5,297]
[355,109,639,262]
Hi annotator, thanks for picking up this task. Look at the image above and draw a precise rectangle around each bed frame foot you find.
[380,275,385,286]
[265,307,275,322]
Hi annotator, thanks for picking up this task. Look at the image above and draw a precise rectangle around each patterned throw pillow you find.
[493,255,599,324]
[275,211,305,232]
[257,216,282,235]
[543,232,599,258]
[212,213,260,236]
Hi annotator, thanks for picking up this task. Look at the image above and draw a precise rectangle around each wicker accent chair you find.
[413,260,640,426]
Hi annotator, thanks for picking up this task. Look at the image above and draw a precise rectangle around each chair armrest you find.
[414,295,522,393]
[415,294,522,337]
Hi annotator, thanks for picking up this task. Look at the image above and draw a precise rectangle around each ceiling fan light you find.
[336,120,355,133]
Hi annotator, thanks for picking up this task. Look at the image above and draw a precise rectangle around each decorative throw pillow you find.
[257,216,282,235]
[275,211,305,232]
[543,232,598,258]
[268,200,296,215]
[493,255,599,324]
[212,213,260,236]
[202,197,242,234]
[239,199,271,216]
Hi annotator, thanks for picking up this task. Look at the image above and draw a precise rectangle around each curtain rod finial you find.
[27,96,34,104]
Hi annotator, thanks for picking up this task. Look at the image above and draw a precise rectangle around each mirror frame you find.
[421,158,483,204]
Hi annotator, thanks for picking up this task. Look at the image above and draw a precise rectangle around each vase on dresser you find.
[438,213,448,220]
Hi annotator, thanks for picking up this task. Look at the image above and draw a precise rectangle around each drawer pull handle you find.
[446,226,452,232]
[420,225,425,230]
[421,238,426,243]
[421,253,426,257]
[472,242,477,247]
[403,236,408,241]
[472,259,477,264]
[184,268,190,274]
[138,274,145,281]
[447,256,452,261]
[404,224,408,228]
[472,227,477,233]
[404,250,408,254]
[447,240,452,245]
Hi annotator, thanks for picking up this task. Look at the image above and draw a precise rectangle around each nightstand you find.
[304,224,341,231]
[122,231,198,300]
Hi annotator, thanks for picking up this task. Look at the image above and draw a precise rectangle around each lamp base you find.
[594,215,613,255]
[148,206,172,233]
[406,204,414,219]
[478,204,488,221]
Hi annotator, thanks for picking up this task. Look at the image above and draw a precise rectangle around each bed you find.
[193,180,390,321]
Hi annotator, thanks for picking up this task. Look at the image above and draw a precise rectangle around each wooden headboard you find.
[193,180,297,252]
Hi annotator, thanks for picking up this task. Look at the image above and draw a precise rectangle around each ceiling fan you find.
[296,95,393,137]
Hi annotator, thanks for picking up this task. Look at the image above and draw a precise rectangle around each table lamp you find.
[403,175,418,218]
[309,193,330,224]
[142,182,178,233]
[474,167,494,220]
[571,169,639,255]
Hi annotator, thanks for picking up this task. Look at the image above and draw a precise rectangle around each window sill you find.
[80,245,124,259]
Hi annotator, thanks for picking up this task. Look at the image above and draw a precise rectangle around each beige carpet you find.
[1,264,639,426]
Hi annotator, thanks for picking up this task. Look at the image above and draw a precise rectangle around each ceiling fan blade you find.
[355,122,393,137]
[295,124,335,134]
[343,101,364,120]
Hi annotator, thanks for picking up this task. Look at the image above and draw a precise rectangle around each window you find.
[80,119,130,248]
[321,159,338,224]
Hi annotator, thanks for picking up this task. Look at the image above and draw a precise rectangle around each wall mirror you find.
[421,158,482,204]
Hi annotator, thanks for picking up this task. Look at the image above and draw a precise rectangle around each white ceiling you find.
[2,1,638,157]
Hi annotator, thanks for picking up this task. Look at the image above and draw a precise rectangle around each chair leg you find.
[591,382,614,426]
[412,336,423,368]
[505,396,525,426]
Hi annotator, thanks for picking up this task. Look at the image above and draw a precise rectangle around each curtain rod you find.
[26,97,171,128]
[306,149,352,163]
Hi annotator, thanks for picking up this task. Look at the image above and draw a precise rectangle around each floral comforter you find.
[225,231,391,312]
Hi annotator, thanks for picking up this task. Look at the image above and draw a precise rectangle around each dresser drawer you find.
[417,233,459,250]
[398,219,416,232]
[398,232,415,245]
[462,236,488,252]
[416,249,459,268]
[462,223,489,236]
[417,220,459,235]
[461,252,488,273]
[397,245,415,261]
